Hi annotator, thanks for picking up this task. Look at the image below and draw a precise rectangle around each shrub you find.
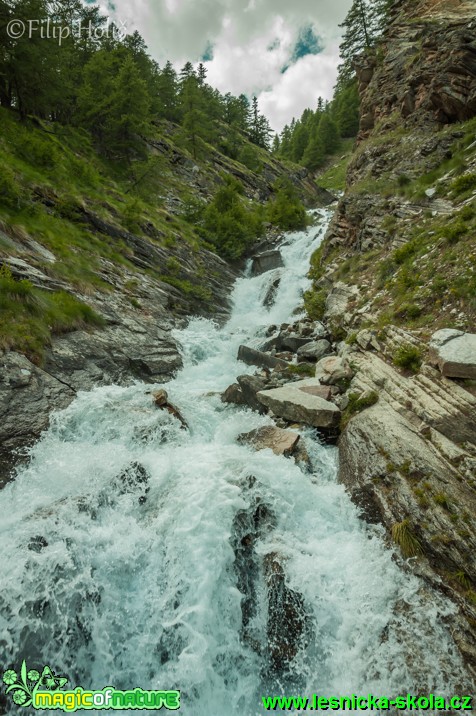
[267,178,307,231]
[393,241,418,265]
[393,344,422,373]
[200,177,263,260]
[452,173,476,196]
[304,288,327,321]
[0,167,23,210]
[16,134,58,169]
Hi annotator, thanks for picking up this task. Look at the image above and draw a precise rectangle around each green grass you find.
[391,519,423,558]
[316,140,354,192]
[0,265,104,364]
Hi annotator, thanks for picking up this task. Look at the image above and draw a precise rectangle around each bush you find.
[452,173,476,196]
[0,167,23,210]
[238,145,262,172]
[200,177,263,260]
[304,288,327,321]
[16,134,58,169]
[393,344,422,373]
[393,241,418,265]
[267,178,307,231]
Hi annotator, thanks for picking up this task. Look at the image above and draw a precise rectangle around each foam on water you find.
[0,210,468,715]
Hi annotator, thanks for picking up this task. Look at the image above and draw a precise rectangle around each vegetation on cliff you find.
[0,1,317,362]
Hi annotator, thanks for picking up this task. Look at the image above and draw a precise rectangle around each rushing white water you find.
[0,210,469,715]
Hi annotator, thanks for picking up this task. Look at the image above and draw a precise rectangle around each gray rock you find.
[297,340,332,361]
[279,333,313,353]
[324,282,360,321]
[429,329,476,379]
[0,351,75,483]
[257,380,340,429]
[222,384,246,406]
[237,375,269,414]
[238,426,300,457]
[315,356,353,386]
[356,329,381,352]
[311,322,329,339]
[237,345,289,371]
[251,250,284,276]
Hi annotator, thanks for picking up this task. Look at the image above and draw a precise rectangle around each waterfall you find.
[0,210,468,715]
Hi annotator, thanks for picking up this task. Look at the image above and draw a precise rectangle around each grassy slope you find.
[0,109,310,362]
[305,116,476,337]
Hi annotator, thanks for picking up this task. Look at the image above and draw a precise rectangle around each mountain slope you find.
[304,0,476,676]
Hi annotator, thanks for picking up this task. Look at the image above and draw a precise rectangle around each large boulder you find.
[251,250,284,276]
[257,379,340,429]
[315,356,353,385]
[297,339,332,361]
[221,383,246,406]
[238,426,300,457]
[238,345,289,371]
[429,329,476,379]
[237,375,269,414]
[279,333,314,353]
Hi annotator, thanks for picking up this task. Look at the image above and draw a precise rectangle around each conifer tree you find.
[157,61,179,121]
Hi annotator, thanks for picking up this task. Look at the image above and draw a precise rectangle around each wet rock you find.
[264,553,309,674]
[238,426,300,457]
[297,339,332,361]
[28,536,48,553]
[429,329,476,379]
[237,375,269,414]
[152,391,189,429]
[257,380,340,429]
[221,383,246,406]
[251,250,284,276]
[263,276,281,308]
[0,351,75,482]
[116,461,150,505]
[152,389,169,407]
[238,345,289,371]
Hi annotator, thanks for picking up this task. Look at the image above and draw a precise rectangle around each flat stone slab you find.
[257,379,340,429]
[238,426,300,456]
[430,329,476,379]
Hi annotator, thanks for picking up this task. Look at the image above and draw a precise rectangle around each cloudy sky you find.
[103,0,353,133]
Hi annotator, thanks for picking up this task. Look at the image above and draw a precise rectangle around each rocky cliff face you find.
[307,0,476,678]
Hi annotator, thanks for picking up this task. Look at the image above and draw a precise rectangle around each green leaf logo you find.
[2,661,68,709]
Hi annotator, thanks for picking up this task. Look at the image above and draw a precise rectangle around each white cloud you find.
[106,0,353,132]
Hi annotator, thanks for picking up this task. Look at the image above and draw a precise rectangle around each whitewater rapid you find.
[0,210,468,715]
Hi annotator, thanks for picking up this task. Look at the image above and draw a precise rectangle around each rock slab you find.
[257,379,340,429]
[238,426,300,457]
[429,329,476,379]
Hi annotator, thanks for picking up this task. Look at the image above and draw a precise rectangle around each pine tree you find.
[249,96,272,149]
[337,0,393,85]
[157,60,179,121]
[197,63,207,85]
[106,54,151,155]
[179,75,212,158]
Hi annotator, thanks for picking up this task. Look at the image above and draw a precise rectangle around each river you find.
[0,210,468,714]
